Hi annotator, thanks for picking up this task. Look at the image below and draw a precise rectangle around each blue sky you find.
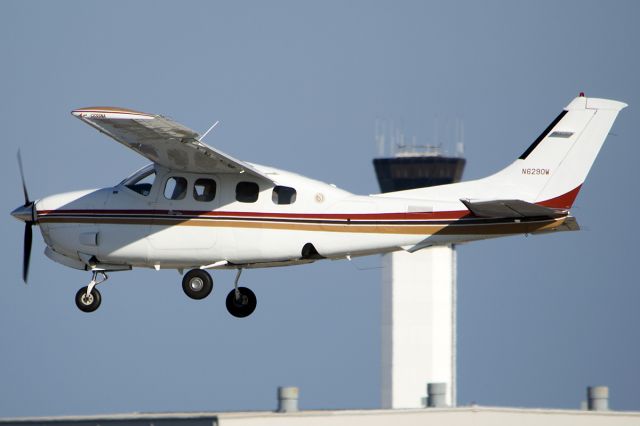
[1,0,638,417]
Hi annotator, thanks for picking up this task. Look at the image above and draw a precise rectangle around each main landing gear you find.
[75,271,108,313]
[225,269,257,318]
[182,267,257,318]
[182,269,214,300]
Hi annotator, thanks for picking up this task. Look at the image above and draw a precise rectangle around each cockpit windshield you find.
[120,164,156,196]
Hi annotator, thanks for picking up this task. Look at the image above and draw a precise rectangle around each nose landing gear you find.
[75,271,108,313]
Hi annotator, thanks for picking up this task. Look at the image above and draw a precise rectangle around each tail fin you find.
[479,95,627,208]
[376,95,627,208]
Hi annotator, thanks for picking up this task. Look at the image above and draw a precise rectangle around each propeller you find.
[23,220,32,283]
[14,151,35,283]
[18,150,30,206]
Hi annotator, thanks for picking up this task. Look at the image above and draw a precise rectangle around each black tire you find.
[225,287,257,318]
[75,286,102,313]
[182,269,213,300]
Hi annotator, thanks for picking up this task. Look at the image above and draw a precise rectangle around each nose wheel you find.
[75,286,102,312]
[75,271,107,313]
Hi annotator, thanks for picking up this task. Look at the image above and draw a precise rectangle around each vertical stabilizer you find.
[485,95,627,208]
[375,95,626,208]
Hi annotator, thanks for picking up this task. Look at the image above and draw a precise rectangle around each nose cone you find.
[11,204,34,223]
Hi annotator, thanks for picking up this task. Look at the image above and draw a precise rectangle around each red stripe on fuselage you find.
[37,209,470,221]
[37,186,582,219]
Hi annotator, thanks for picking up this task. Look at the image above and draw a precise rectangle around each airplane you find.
[10,94,626,317]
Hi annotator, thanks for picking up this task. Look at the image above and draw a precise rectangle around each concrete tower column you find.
[373,151,465,409]
[381,247,456,408]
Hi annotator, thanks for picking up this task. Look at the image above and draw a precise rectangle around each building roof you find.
[2,406,640,426]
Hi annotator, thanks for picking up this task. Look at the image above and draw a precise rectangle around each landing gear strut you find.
[182,269,213,300]
[225,268,257,318]
[75,271,108,313]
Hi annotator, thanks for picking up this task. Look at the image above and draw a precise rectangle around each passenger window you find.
[272,186,297,205]
[193,178,217,202]
[126,169,156,196]
[236,181,259,203]
[164,177,188,200]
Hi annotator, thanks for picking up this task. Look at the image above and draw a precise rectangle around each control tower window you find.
[236,181,259,203]
[272,186,297,205]
[164,177,188,200]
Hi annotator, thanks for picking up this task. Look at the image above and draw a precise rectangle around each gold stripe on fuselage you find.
[37,216,567,236]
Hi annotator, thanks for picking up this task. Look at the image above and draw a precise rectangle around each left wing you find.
[72,107,274,183]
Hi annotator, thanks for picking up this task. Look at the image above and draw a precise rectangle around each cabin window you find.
[236,181,259,203]
[193,178,217,202]
[125,169,156,196]
[272,186,297,205]
[164,177,188,200]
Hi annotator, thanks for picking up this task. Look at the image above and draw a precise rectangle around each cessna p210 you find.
[10,94,626,317]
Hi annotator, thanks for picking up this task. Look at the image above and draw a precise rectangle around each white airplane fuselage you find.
[34,163,567,272]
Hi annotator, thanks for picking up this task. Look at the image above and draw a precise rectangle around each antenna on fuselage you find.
[199,120,220,142]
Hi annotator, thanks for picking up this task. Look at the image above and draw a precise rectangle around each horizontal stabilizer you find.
[460,199,565,219]
[531,216,580,235]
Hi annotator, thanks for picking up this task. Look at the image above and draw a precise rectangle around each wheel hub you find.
[189,277,204,292]
[81,294,94,305]
[234,294,248,306]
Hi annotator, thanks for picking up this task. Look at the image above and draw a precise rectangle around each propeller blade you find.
[17,150,30,206]
[23,222,32,284]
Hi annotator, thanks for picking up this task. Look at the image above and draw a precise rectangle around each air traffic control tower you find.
[373,146,465,409]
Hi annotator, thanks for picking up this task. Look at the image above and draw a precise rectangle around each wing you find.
[460,199,567,219]
[72,106,273,183]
